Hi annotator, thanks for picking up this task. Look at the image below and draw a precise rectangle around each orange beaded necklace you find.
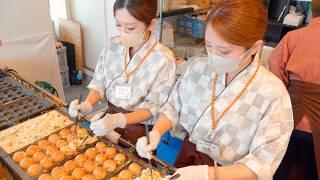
[123,41,157,82]
[211,61,261,130]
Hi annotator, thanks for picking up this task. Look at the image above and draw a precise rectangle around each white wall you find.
[0,0,53,40]
[0,0,65,100]
[69,0,117,76]
[105,0,118,38]
[49,0,69,20]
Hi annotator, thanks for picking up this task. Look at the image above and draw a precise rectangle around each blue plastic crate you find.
[192,18,205,39]
[157,131,183,165]
[177,16,193,36]
[185,19,193,36]
[177,16,187,33]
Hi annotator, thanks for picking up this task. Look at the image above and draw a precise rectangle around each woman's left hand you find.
[167,165,209,180]
[90,113,126,136]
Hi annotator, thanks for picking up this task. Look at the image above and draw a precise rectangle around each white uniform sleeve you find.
[136,56,176,123]
[235,92,294,180]
[159,61,195,134]
[87,44,109,98]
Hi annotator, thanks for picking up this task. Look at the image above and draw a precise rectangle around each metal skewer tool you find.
[74,94,82,134]
[144,124,153,180]
[79,109,109,147]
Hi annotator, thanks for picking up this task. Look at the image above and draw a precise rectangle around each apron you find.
[107,102,153,145]
[287,80,320,178]
[174,136,220,168]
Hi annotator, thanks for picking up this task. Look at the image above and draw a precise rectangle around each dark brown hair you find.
[113,0,157,26]
[207,0,267,48]
[312,0,320,17]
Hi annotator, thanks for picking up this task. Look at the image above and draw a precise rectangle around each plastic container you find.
[177,16,193,36]
[191,18,205,39]
[57,46,69,73]
[177,16,187,33]
[153,20,175,47]
[60,71,70,88]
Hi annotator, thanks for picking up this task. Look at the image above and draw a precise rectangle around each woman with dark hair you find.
[136,0,294,179]
[68,0,176,143]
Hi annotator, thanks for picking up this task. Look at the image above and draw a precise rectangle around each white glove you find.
[90,113,126,136]
[136,131,161,160]
[168,165,209,180]
[107,130,121,144]
[68,99,93,118]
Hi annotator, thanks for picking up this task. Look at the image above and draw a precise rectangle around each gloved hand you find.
[107,130,121,144]
[68,99,93,118]
[90,113,126,136]
[168,165,209,180]
[136,131,161,159]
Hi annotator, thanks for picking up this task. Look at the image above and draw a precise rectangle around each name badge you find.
[115,84,132,100]
[196,139,220,156]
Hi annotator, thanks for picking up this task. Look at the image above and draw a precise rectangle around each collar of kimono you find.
[224,52,262,85]
[211,53,262,130]
[123,38,158,82]
[134,33,157,58]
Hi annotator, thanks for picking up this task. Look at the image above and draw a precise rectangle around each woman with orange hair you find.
[136,0,294,179]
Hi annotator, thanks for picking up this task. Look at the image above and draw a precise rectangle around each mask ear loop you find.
[239,48,251,60]
[239,44,258,67]
[239,44,263,70]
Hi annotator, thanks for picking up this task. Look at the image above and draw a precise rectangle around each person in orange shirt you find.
[269,1,320,179]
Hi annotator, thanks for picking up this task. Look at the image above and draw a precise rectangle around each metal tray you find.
[0,69,8,79]
[0,109,83,157]
[0,86,34,105]
[110,161,163,179]
[0,77,21,91]
[34,139,132,180]
[0,157,14,180]
[110,148,175,179]
[0,95,55,131]
[2,132,175,180]
[1,123,99,180]
[2,137,164,180]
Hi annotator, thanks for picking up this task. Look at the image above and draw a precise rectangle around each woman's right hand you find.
[136,131,161,160]
[68,99,93,118]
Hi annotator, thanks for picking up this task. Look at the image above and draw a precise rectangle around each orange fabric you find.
[269,17,320,132]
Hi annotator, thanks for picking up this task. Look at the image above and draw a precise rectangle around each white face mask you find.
[120,31,146,48]
[208,50,249,75]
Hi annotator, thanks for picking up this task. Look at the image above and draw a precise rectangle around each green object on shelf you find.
[35,81,53,89]
[35,81,59,97]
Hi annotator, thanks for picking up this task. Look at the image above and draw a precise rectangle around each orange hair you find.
[207,0,268,48]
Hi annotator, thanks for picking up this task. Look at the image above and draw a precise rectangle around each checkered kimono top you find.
[88,35,176,124]
[160,54,294,179]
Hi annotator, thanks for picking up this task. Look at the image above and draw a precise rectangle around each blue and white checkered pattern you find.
[88,35,176,124]
[160,54,294,180]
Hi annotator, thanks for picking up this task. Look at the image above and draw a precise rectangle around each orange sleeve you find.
[268,35,290,86]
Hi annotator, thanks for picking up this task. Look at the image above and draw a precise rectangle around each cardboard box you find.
[187,0,212,8]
